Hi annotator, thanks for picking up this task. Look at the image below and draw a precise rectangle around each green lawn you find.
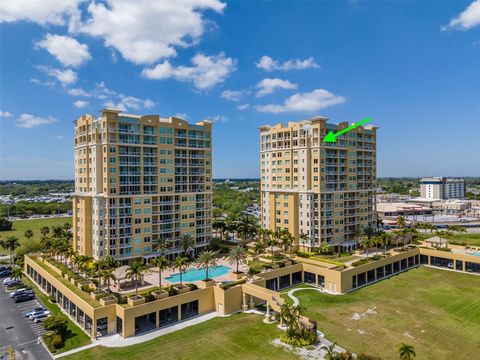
[0,217,72,255]
[283,267,480,359]
[63,313,297,360]
[22,275,91,353]
[444,233,480,247]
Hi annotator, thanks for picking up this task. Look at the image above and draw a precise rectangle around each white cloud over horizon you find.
[0,110,13,118]
[142,52,236,90]
[256,55,320,72]
[256,88,346,114]
[36,33,91,67]
[442,0,480,31]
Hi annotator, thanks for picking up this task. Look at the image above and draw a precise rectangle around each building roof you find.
[425,236,448,245]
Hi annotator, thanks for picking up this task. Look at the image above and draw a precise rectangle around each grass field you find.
[284,267,480,359]
[0,217,72,255]
[418,232,480,247]
[63,313,296,360]
[22,275,91,353]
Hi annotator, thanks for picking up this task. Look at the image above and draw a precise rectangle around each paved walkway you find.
[54,312,218,358]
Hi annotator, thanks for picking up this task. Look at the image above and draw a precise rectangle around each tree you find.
[156,238,169,256]
[0,218,13,231]
[360,238,372,258]
[180,233,194,258]
[280,229,293,258]
[11,266,23,280]
[101,268,116,293]
[0,236,20,266]
[24,229,33,240]
[227,246,247,274]
[196,250,218,280]
[298,232,309,249]
[398,343,416,360]
[126,261,148,296]
[266,237,278,263]
[43,316,68,340]
[378,231,392,253]
[172,256,189,286]
[40,226,50,238]
[279,302,307,339]
[317,241,330,255]
[151,256,169,289]
[253,241,265,258]
[362,226,376,240]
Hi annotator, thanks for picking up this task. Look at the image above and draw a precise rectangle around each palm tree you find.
[172,256,189,286]
[362,225,376,241]
[280,229,293,258]
[126,261,148,296]
[398,343,416,360]
[101,268,116,293]
[156,238,169,256]
[11,266,23,280]
[321,342,338,360]
[65,247,77,269]
[378,231,391,253]
[317,241,329,255]
[180,233,194,258]
[253,241,265,258]
[360,238,372,258]
[24,229,33,240]
[196,250,218,280]
[151,256,169,290]
[227,246,247,274]
[266,237,278,263]
[298,232,309,250]
[0,236,20,266]
[40,226,50,238]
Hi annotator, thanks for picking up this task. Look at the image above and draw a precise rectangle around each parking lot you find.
[0,282,52,360]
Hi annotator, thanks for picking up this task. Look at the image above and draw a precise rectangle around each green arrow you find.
[323,117,372,143]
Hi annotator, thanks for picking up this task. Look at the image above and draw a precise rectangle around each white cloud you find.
[79,0,225,64]
[256,55,320,72]
[73,100,89,109]
[442,0,480,31]
[220,90,247,101]
[237,104,250,110]
[0,0,82,26]
[209,115,228,123]
[36,33,91,67]
[256,88,346,114]
[30,78,55,88]
[16,114,57,128]
[142,52,236,90]
[37,66,77,85]
[104,96,155,112]
[173,113,188,119]
[53,135,65,140]
[0,110,13,118]
[255,78,297,97]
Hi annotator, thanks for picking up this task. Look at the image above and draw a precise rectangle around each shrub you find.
[186,283,198,291]
[49,295,57,303]
[435,247,452,252]
[371,255,382,261]
[167,285,178,296]
[144,293,154,303]
[279,332,316,346]
[247,267,261,276]
[296,251,311,258]
[43,316,68,339]
[220,278,246,289]
[42,332,63,352]
[0,218,13,231]
[80,285,92,293]
[352,259,369,267]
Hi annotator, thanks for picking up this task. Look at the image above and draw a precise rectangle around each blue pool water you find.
[471,253,480,257]
[166,265,230,283]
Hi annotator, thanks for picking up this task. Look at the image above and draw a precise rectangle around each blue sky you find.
[0,0,479,180]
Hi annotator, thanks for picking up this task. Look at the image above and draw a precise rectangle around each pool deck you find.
[113,258,248,294]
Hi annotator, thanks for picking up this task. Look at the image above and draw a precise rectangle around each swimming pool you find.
[471,253,480,257]
[165,265,231,283]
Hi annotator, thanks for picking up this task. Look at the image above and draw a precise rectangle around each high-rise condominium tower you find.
[259,116,377,250]
[73,109,212,263]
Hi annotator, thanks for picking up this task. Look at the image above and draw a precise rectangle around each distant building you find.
[420,177,465,200]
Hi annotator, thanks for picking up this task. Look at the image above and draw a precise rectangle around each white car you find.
[31,311,51,322]
[9,288,31,298]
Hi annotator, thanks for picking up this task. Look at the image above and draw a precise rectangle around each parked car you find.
[10,288,33,299]
[0,265,11,271]
[0,269,12,278]
[13,292,35,303]
[447,262,454,269]
[3,278,21,286]
[32,311,50,323]
[459,219,469,223]
[24,307,46,318]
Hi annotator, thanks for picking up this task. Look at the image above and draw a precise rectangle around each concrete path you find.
[54,312,218,358]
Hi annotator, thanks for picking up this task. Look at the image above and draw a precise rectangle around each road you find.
[0,285,52,360]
